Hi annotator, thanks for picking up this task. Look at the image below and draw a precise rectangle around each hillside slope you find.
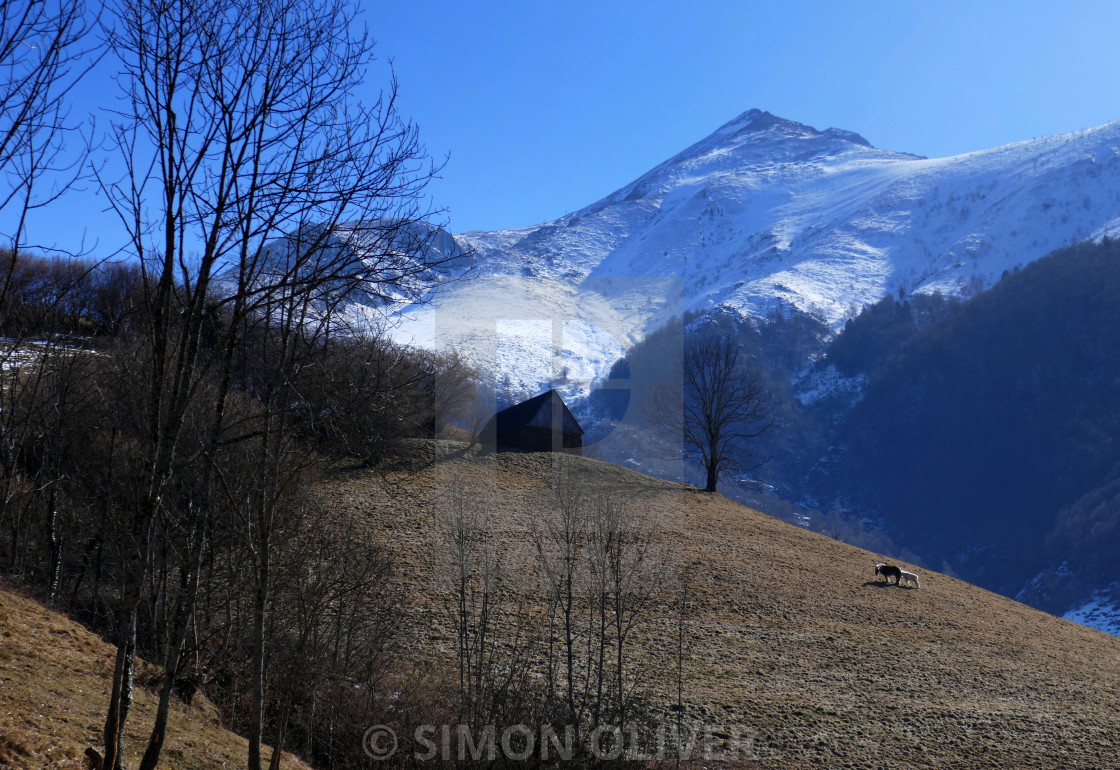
[322,446,1120,768]
[0,589,311,769]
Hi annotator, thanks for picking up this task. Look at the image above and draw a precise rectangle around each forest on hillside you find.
[588,238,1120,609]
[829,237,1120,598]
[0,247,483,767]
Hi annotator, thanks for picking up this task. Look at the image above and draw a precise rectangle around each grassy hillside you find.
[0,588,311,769]
[322,444,1120,769]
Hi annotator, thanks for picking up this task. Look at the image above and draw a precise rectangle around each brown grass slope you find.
[324,444,1120,769]
[0,589,311,770]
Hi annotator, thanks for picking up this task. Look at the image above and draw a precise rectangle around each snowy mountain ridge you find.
[389,109,1120,396]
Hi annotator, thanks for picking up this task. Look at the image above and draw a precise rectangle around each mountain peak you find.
[598,109,887,209]
[393,113,1120,411]
[713,109,873,149]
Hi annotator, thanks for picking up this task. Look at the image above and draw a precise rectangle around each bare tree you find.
[592,492,658,736]
[303,331,451,463]
[645,336,771,493]
[263,504,398,770]
[466,380,499,447]
[531,457,665,756]
[533,455,590,744]
[436,476,503,724]
[421,349,479,437]
[93,0,453,765]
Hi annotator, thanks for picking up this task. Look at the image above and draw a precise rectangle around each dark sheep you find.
[875,563,902,585]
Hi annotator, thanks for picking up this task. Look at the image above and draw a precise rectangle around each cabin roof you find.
[484,389,584,438]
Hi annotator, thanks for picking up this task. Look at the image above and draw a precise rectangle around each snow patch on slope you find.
[794,364,868,407]
[1063,584,1120,638]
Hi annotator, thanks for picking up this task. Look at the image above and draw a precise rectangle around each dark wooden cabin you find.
[481,389,584,454]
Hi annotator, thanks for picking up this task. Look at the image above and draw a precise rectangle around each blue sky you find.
[9,0,1120,254]
[368,0,1120,233]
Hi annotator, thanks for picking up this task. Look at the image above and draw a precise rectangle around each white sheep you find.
[899,569,921,589]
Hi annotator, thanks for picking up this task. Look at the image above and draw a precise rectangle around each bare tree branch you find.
[0,0,97,258]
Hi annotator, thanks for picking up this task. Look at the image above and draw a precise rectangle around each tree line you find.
[0,245,480,768]
[0,250,143,337]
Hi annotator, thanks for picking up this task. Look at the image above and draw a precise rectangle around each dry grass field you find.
[0,588,311,769]
[5,442,1120,769]
[320,443,1120,769]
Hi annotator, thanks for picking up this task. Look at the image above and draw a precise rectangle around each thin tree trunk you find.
[115,627,136,770]
[563,586,578,743]
[45,495,62,602]
[104,618,136,770]
[248,528,270,770]
[103,564,143,770]
[594,589,607,732]
[546,594,557,704]
[139,507,209,770]
[267,670,301,770]
[101,629,128,770]
[616,587,625,736]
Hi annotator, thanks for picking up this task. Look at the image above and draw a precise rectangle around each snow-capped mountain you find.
[390,108,1120,396]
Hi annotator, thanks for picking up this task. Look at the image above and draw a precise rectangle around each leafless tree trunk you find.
[437,474,522,732]
[595,492,658,736]
[673,569,693,770]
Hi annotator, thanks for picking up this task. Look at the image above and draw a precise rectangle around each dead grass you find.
[8,442,1120,768]
[319,442,1120,769]
[0,587,311,769]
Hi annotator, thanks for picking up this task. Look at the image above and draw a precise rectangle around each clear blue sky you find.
[10,0,1120,254]
[367,0,1120,233]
